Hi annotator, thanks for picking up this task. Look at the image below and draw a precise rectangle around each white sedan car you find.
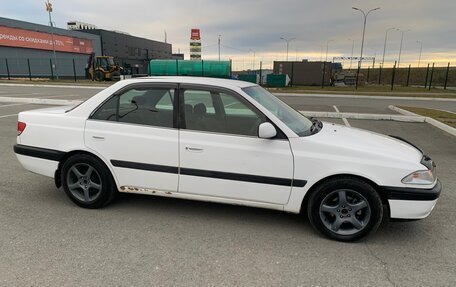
[14,77,441,241]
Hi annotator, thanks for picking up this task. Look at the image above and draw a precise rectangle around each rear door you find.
[84,83,179,192]
[177,85,295,205]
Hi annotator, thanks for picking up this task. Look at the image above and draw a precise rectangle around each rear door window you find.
[91,86,176,128]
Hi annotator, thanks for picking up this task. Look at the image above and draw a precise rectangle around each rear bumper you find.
[14,144,63,178]
[382,180,442,219]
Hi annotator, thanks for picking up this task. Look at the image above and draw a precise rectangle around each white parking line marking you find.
[0,114,17,118]
[2,93,41,97]
[332,105,351,127]
[0,103,29,108]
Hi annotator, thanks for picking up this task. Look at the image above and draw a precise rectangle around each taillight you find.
[17,121,26,136]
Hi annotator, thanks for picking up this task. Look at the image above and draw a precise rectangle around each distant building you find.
[273,61,333,86]
[172,53,185,60]
[79,29,172,74]
[67,21,97,30]
[0,16,174,78]
[0,17,101,78]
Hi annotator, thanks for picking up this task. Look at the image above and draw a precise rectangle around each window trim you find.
[89,82,179,129]
[178,84,287,140]
[88,82,288,140]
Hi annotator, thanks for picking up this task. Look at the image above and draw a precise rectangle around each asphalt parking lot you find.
[1,84,455,286]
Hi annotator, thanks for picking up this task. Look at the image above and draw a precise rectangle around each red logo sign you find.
[191,29,200,40]
[0,26,94,54]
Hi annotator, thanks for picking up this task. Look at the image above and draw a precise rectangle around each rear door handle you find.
[92,136,105,140]
[185,146,203,152]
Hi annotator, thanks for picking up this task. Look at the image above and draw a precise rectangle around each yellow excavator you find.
[86,53,121,81]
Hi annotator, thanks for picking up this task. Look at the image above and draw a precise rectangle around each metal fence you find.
[360,63,455,89]
[0,57,88,81]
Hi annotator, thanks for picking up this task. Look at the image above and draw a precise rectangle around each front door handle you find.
[185,146,203,152]
[92,135,105,140]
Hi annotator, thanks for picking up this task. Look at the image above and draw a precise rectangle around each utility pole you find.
[46,0,58,79]
[416,40,423,68]
[352,6,380,89]
[280,37,295,61]
[381,27,398,67]
[218,35,221,61]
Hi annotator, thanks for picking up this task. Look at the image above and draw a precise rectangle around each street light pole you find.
[46,0,58,79]
[280,37,295,61]
[352,6,380,89]
[325,40,333,62]
[320,45,323,62]
[381,27,397,68]
[398,29,410,68]
[416,40,423,68]
[348,39,355,69]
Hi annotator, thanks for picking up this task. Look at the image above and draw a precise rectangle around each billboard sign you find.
[0,26,93,54]
[190,28,201,60]
[191,29,200,40]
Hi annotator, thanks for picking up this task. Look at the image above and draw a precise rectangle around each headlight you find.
[402,170,435,185]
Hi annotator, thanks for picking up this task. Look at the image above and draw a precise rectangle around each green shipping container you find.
[149,60,231,78]
[238,74,258,84]
[267,74,288,87]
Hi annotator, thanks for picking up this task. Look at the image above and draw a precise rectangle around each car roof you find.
[123,76,256,89]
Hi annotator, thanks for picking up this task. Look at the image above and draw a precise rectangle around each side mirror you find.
[258,122,277,139]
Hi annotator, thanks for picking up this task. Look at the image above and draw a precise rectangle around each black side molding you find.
[180,167,307,187]
[111,159,307,188]
[381,180,442,201]
[14,144,65,162]
[111,160,179,174]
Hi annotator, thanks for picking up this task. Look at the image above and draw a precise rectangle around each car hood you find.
[303,122,423,164]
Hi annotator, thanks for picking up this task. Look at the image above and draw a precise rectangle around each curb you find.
[299,111,425,122]
[389,105,456,136]
[275,92,456,102]
[0,83,105,90]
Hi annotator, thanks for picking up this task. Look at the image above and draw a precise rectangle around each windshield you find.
[242,85,314,136]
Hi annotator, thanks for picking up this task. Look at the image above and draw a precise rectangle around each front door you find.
[84,83,179,192]
[178,86,294,205]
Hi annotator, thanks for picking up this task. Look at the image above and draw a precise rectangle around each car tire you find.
[110,71,121,81]
[307,177,383,242]
[95,70,105,81]
[61,154,117,209]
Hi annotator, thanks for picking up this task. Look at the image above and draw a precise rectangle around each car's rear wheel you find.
[307,177,383,241]
[61,154,116,208]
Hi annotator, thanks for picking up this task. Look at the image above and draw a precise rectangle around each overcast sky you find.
[3,0,456,69]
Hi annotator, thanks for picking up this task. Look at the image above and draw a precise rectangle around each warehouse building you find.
[0,17,175,79]
[0,17,101,79]
[273,60,333,86]
[77,28,173,75]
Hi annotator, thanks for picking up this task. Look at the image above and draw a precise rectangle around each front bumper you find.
[382,180,442,219]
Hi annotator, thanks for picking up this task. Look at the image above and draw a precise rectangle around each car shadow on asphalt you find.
[43,186,432,243]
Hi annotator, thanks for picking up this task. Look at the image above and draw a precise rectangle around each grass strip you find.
[398,106,456,128]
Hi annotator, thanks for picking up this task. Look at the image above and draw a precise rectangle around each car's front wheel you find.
[307,177,383,241]
[61,154,117,208]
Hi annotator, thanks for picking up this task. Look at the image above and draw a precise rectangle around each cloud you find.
[2,0,456,68]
